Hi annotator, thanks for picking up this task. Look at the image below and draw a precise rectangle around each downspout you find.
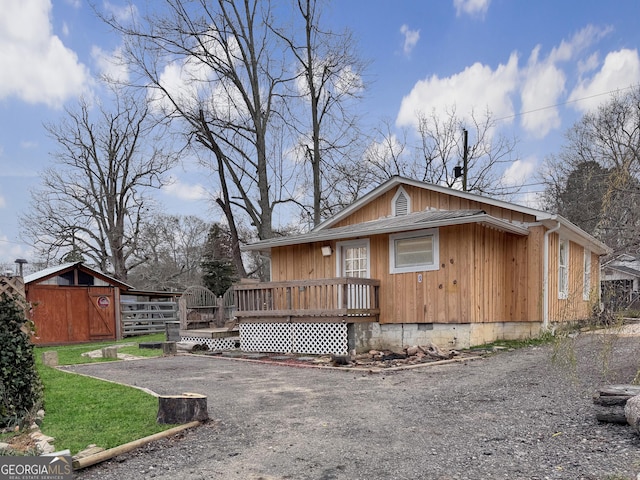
[542,218,561,330]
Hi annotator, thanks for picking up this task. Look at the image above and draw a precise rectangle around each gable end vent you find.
[394,190,409,216]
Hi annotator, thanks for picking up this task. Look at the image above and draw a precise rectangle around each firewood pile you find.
[330,343,465,368]
[593,384,640,432]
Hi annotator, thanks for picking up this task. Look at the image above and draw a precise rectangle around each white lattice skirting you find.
[239,322,348,355]
[181,335,240,351]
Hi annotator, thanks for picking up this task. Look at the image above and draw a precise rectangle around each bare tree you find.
[542,87,640,253]
[274,0,367,225]
[103,0,306,277]
[21,94,176,280]
[128,214,209,290]
[411,107,520,196]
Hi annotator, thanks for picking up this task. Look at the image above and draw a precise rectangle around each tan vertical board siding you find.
[334,185,538,228]
[526,226,544,322]
[271,243,336,282]
[381,225,470,325]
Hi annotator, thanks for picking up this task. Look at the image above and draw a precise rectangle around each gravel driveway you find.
[68,332,640,480]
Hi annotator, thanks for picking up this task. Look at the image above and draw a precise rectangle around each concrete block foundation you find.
[350,321,542,353]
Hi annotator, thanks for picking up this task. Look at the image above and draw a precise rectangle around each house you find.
[239,176,611,355]
[600,254,640,311]
[25,262,132,345]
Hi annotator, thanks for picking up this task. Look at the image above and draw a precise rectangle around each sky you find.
[1,0,640,270]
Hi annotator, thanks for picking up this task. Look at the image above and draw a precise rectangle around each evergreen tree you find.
[201,224,237,296]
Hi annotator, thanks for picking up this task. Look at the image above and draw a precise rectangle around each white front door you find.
[337,239,370,309]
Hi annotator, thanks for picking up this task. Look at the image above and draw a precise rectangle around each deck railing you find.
[233,277,380,322]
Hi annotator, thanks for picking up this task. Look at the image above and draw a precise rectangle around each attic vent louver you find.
[393,188,410,216]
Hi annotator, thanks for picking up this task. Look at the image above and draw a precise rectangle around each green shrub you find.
[0,294,43,429]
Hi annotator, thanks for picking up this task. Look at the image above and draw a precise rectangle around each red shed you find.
[25,262,132,345]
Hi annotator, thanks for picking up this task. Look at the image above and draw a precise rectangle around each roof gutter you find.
[542,218,561,330]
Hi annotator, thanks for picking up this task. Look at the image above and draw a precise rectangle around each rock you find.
[330,354,352,366]
[406,345,420,356]
[625,395,640,433]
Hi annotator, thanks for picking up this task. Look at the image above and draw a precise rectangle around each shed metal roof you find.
[25,261,133,290]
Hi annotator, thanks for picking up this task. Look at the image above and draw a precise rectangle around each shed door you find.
[337,239,370,309]
[88,288,116,340]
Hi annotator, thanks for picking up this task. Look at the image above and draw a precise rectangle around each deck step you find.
[180,328,240,339]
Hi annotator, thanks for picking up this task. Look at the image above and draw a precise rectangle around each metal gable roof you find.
[313,176,554,232]
[24,261,133,290]
[605,265,640,277]
[309,176,610,256]
[243,209,530,252]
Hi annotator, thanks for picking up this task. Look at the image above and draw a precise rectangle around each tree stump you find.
[593,385,640,424]
[162,341,177,355]
[101,346,119,359]
[157,393,208,424]
[42,351,58,367]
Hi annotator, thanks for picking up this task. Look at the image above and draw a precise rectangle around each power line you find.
[495,84,638,123]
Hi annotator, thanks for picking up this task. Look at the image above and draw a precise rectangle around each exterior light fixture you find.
[321,246,332,256]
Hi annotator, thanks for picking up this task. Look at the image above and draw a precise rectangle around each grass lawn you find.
[34,334,178,454]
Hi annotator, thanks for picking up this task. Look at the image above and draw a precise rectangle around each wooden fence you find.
[121,300,178,336]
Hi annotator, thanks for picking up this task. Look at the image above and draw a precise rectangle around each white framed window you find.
[583,248,591,301]
[389,229,439,274]
[558,238,569,299]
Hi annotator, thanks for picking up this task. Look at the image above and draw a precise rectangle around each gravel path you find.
[68,332,640,480]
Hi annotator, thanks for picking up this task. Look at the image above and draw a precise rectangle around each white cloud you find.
[0,195,5,209]
[396,52,519,130]
[0,0,91,108]
[502,157,536,187]
[518,25,612,138]
[364,134,405,168]
[162,177,209,202]
[453,0,490,18]
[102,1,138,23]
[568,49,640,113]
[520,46,565,138]
[400,25,420,56]
[92,45,129,83]
[148,32,248,120]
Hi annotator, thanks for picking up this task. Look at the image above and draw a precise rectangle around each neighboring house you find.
[25,262,132,345]
[239,176,610,355]
[601,254,640,311]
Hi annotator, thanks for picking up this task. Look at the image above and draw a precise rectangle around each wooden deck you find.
[232,277,380,323]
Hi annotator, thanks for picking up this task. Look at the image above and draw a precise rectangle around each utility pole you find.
[453,128,469,191]
[462,128,468,192]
